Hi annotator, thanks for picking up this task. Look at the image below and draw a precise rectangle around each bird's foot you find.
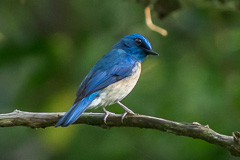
[121,110,134,123]
[116,101,135,123]
[103,108,115,124]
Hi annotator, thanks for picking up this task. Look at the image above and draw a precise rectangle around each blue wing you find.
[74,49,137,104]
[55,49,138,127]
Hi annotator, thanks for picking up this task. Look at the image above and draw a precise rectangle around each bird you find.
[55,34,158,127]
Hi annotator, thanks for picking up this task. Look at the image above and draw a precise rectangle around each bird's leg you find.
[117,101,135,123]
[103,107,115,124]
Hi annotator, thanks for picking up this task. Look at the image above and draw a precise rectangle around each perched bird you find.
[55,34,158,127]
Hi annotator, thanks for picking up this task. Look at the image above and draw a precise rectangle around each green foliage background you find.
[0,0,240,159]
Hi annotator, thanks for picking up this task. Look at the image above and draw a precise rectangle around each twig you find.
[0,109,240,156]
[145,6,168,36]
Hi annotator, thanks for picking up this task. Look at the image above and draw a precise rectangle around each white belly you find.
[89,62,141,108]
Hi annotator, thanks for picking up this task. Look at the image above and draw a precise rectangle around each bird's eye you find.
[134,38,142,46]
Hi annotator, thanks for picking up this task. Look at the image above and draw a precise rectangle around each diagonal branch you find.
[0,110,240,156]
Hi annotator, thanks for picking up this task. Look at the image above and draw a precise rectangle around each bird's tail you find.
[55,92,98,127]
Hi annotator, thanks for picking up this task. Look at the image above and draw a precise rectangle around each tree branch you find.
[0,110,240,156]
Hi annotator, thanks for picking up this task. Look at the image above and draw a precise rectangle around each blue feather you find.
[55,92,99,127]
[73,49,136,104]
[55,34,158,127]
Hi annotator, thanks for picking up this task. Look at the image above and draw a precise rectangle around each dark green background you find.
[0,0,240,160]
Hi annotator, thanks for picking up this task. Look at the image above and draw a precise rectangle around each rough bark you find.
[0,110,240,156]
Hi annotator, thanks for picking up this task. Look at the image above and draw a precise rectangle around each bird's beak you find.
[142,48,159,56]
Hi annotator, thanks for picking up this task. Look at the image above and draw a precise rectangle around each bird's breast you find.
[89,62,141,108]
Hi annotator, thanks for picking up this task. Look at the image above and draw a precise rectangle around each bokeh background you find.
[1,0,240,160]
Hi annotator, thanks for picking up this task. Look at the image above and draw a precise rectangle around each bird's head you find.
[113,34,159,62]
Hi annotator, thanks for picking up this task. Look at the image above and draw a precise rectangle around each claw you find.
[103,112,109,124]
[103,107,115,124]
[117,101,135,123]
[121,111,134,123]
[121,112,128,123]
